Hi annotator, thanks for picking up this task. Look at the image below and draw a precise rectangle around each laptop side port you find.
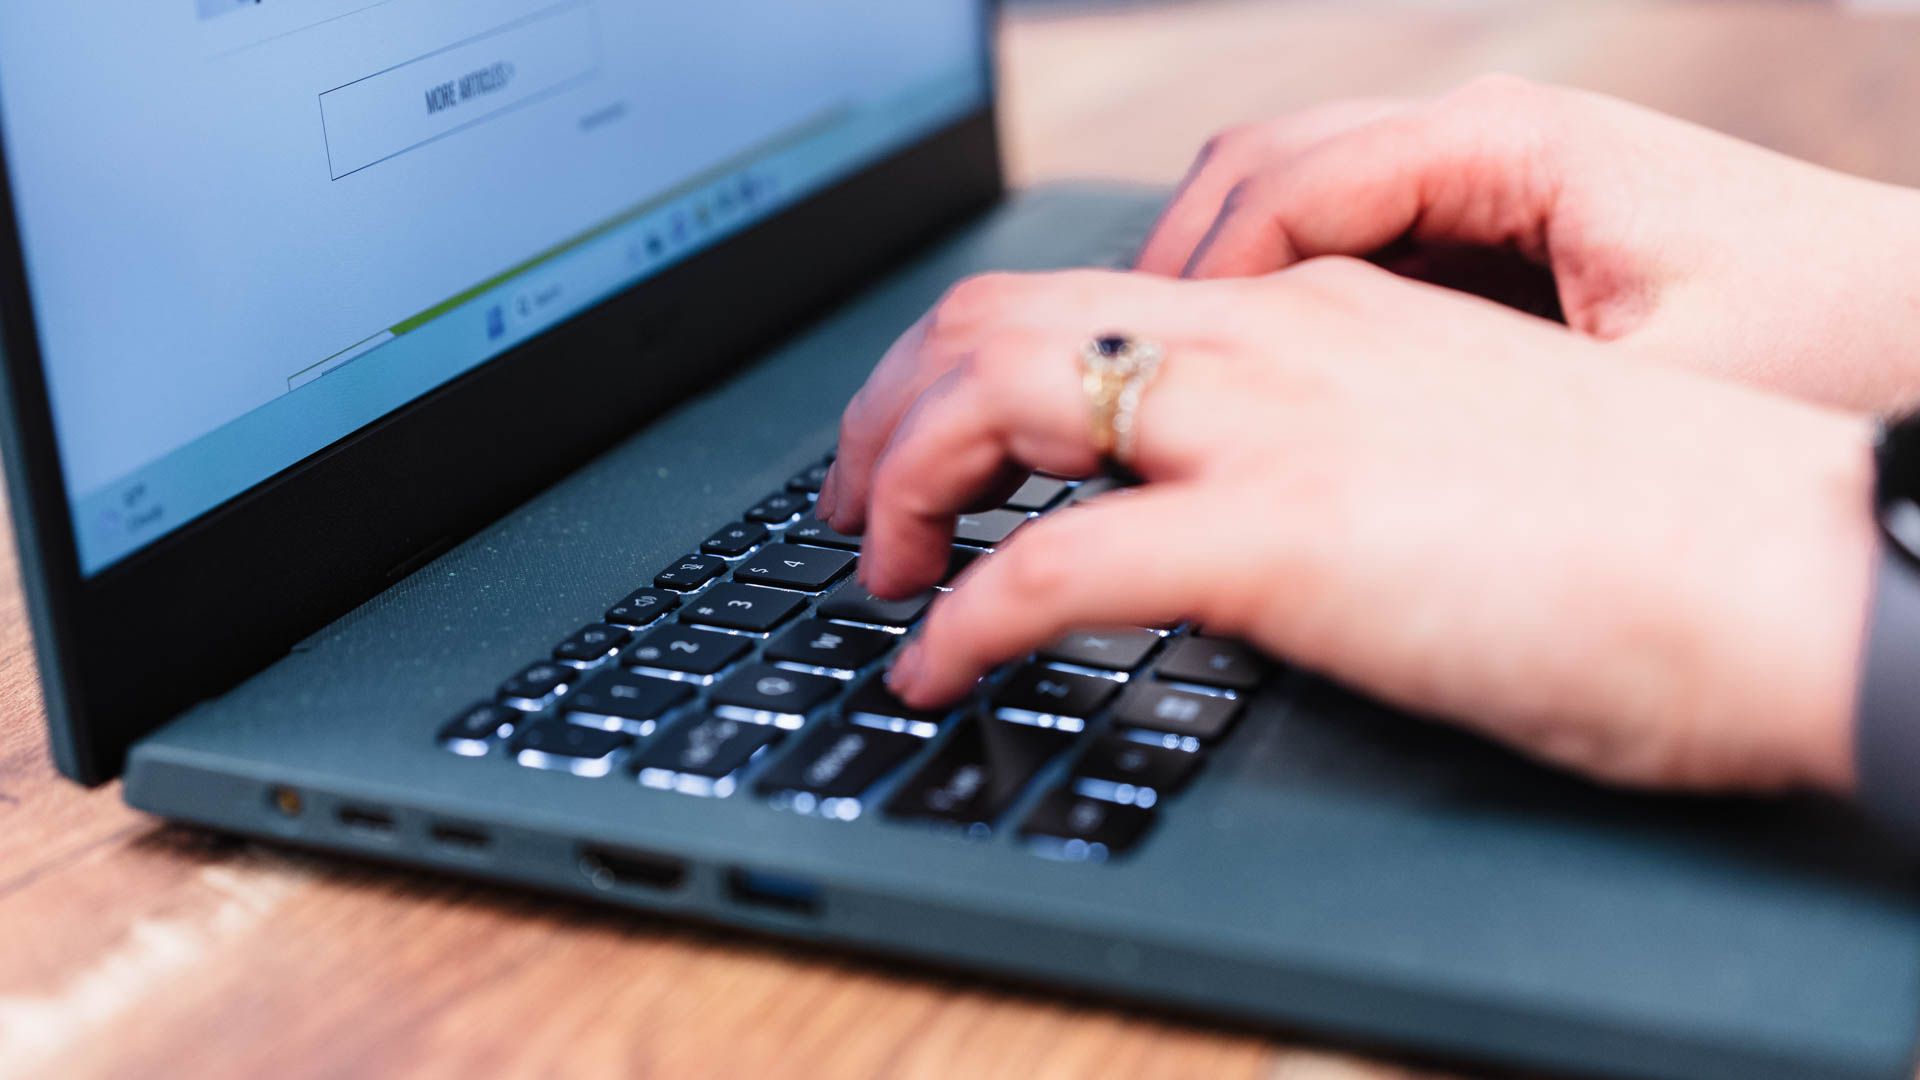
[428,822,492,852]
[725,868,822,916]
[578,845,687,892]
[336,805,397,834]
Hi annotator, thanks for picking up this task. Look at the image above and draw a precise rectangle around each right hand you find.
[815,262,1878,795]
[1136,74,1920,415]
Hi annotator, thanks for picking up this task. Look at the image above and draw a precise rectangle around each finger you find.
[1132,134,1263,278]
[885,486,1237,707]
[1133,99,1412,277]
[824,271,1228,539]
[1182,79,1562,279]
[859,318,1229,599]
[817,308,934,530]
[857,343,1094,598]
[960,461,1032,515]
[822,273,1086,535]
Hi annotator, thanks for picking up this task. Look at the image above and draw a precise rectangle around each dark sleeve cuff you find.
[1856,543,1920,839]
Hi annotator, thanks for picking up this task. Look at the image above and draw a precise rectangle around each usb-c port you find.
[337,805,396,834]
[429,822,491,851]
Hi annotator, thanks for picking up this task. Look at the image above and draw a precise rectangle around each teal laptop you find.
[0,5,1914,1078]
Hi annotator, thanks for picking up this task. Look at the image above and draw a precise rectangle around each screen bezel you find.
[0,17,1002,784]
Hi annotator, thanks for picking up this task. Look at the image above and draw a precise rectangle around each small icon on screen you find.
[485,304,507,341]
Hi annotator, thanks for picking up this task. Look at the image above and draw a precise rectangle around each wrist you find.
[1743,410,1877,795]
[1642,402,1878,796]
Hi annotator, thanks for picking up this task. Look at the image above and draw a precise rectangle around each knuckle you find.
[1287,253,1379,286]
[1202,121,1270,159]
[1448,72,1553,115]
[969,338,1032,391]
[1196,127,1240,163]
[1276,255,1387,307]
[867,452,916,513]
[996,526,1080,603]
[1217,175,1268,217]
[870,454,945,526]
[836,387,879,451]
[1046,267,1120,294]
[1460,71,1537,99]
[934,272,1020,330]
[937,336,1034,422]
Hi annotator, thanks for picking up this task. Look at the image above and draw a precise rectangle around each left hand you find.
[812,260,1876,794]
[1134,77,1920,415]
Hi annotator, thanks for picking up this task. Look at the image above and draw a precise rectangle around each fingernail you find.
[815,470,839,521]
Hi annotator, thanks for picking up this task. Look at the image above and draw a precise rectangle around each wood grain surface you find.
[7,3,1920,1077]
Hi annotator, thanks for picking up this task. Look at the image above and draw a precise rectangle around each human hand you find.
[814,261,1876,793]
[1137,75,1920,415]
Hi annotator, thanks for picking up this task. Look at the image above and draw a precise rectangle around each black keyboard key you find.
[711,663,840,719]
[992,665,1120,723]
[766,618,895,671]
[1067,474,1123,506]
[1113,682,1243,742]
[884,716,1075,826]
[512,721,630,777]
[786,461,832,493]
[498,661,574,709]
[1039,628,1160,672]
[746,491,809,524]
[842,672,949,735]
[701,521,769,558]
[654,554,726,591]
[818,580,932,627]
[553,623,631,665]
[635,713,782,780]
[1155,636,1267,691]
[605,587,679,627]
[681,583,807,633]
[756,723,923,799]
[735,545,855,591]
[563,670,694,733]
[624,625,751,677]
[953,509,1027,547]
[1074,735,1203,795]
[439,701,521,755]
[783,516,863,551]
[941,546,981,585]
[1003,475,1069,512]
[1020,788,1153,855]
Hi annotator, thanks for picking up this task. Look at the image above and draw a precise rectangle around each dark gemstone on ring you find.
[1096,335,1128,358]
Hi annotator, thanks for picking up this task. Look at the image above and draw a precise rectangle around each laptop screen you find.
[0,2,988,575]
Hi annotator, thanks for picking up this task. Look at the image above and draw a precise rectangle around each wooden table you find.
[7,3,1920,1077]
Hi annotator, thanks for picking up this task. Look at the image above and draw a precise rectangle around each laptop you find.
[1,4,1915,1078]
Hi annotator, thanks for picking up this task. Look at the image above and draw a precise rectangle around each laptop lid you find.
[0,2,1001,783]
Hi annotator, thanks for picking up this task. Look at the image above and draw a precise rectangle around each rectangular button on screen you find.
[318,3,600,179]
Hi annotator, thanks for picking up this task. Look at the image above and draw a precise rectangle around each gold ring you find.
[1081,334,1164,464]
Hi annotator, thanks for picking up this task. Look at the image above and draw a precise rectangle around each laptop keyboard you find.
[436,452,1271,861]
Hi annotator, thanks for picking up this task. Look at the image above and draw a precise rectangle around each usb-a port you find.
[726,869,822,916]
